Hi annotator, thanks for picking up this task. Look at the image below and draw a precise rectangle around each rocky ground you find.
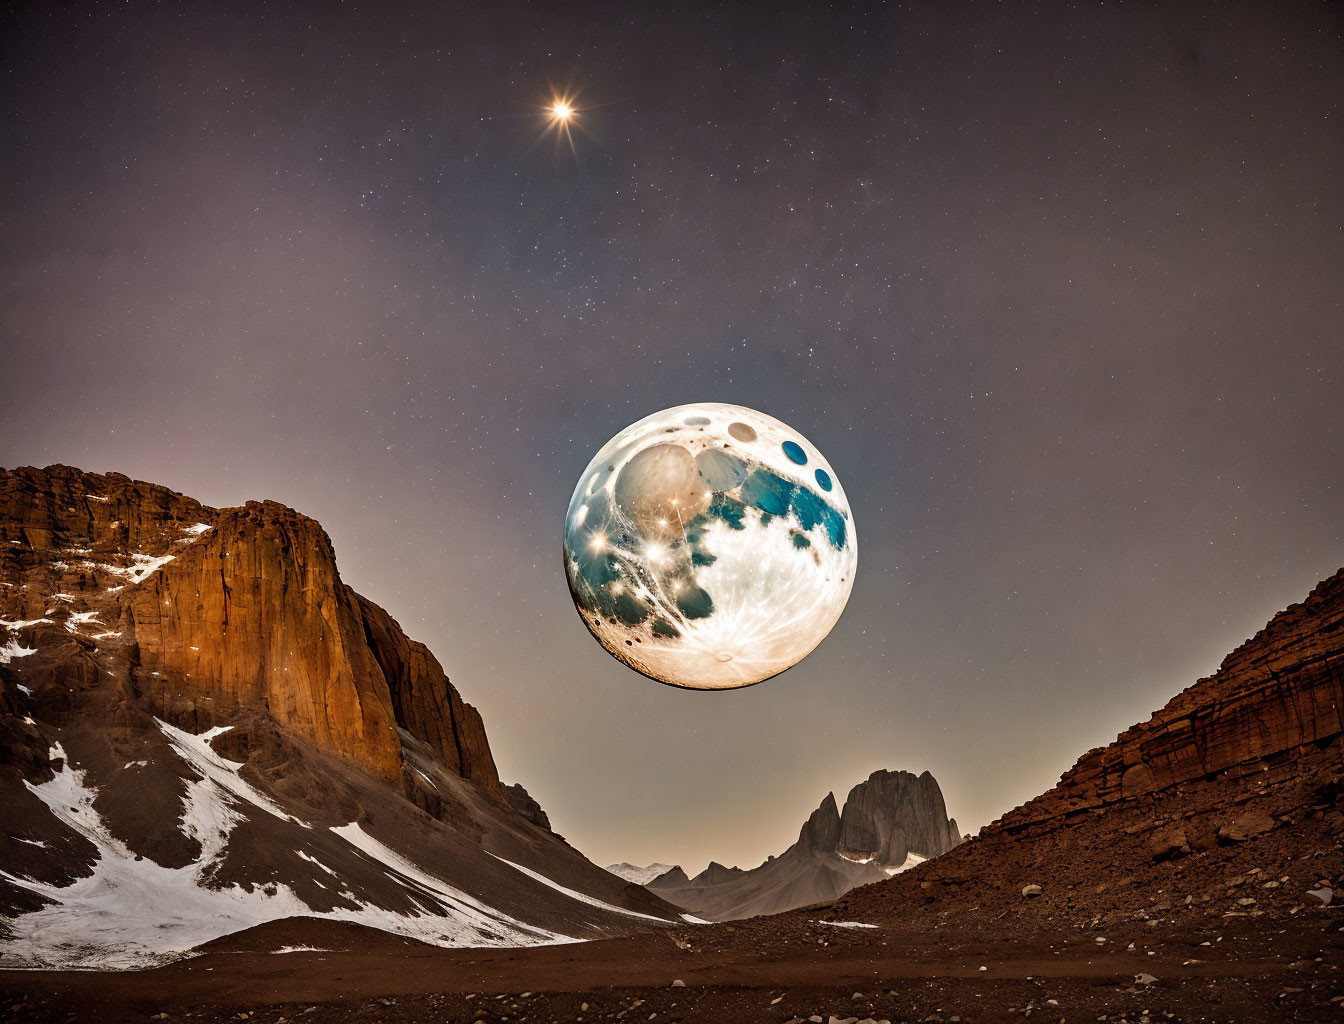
[0,888,1337,1023]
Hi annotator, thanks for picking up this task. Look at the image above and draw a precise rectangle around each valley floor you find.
[1,899,1339,1024]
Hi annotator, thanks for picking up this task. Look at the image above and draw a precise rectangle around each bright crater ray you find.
[563,403,857,690]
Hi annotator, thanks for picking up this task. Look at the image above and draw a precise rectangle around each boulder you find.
[1149,823,1192,861]
[1307,886,1333,906]
[1217,810,1277,844]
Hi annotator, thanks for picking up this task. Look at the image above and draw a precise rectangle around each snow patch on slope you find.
[2,742,316,970]
[156,719,309,829]
[98,552,175,584]
[884,852,927,876]
[1,618,49,664]
[492,855,673,923]
[0,732,583,969]
[65,611,102,634]
[837,851,874,865]
[333,824,573,945]
[0,640,37,665]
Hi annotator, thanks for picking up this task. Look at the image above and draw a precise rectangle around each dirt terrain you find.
[0,865,1338,1024]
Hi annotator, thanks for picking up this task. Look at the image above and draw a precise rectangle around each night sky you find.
[3,2,1341,874]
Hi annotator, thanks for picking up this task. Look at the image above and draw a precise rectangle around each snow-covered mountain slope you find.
[0,466,679,969]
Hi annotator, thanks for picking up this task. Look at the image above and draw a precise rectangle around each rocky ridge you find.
[985,566,1344,844]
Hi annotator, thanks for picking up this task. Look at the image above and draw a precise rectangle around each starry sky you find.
[3,1,1341,874]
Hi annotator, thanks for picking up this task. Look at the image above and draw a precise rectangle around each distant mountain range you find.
[605,862,677,885]
[617,768,963,921]
[0,466,682,969]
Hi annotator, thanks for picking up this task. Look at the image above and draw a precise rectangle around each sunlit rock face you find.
[563,403,857,690]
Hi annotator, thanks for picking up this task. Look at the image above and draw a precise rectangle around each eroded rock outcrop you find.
[505,782,552,831]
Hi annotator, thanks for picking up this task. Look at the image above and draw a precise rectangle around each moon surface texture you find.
[563,403,857,690]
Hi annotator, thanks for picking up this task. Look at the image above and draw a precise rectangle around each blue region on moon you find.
[566,460,848,635]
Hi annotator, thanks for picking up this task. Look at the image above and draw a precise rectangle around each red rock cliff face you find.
[0,465,503,800]
[124,501,405,783]
[987,567,1344,836]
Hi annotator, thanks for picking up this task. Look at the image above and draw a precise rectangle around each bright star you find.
[538,90,585,158]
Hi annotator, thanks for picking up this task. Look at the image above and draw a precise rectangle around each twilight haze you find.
[2,2,1340,875]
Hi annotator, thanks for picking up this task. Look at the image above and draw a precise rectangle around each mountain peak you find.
[650,770,961,921]
[689,861,745,887]
[836,769,960,866]
[798,790,842,851]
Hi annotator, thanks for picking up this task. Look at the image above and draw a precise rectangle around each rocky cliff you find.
[0,466,499,798]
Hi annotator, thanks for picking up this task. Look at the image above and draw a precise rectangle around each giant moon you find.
[563,403,857,690]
